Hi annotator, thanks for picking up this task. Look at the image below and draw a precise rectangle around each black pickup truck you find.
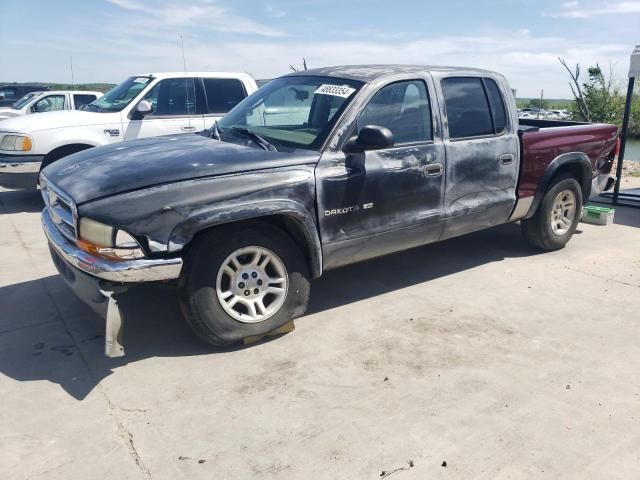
[40,65,618,356]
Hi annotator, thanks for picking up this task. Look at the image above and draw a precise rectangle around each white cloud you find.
[3,21,632,98]
[105,0,286,37]
[264,3,286,18]
[545,1,640,18]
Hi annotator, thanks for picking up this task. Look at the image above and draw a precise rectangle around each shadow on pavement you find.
[591,192,640,228]
[0,172,39,192]
[0,188,43,214]
[0,222,542,400]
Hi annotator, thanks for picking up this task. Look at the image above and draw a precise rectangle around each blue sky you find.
[1,0,639,97]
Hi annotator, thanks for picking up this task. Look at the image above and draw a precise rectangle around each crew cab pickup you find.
[40,65,618,356]
[0,90,103,121]
[0,72,258,177]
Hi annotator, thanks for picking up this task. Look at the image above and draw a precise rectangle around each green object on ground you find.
[581,205,615,225]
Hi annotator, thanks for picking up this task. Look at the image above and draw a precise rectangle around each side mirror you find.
[136,100,153,115]
[343,125,394,154]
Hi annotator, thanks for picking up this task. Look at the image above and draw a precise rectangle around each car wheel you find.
[521,174,583,251]
[179,221,310,346]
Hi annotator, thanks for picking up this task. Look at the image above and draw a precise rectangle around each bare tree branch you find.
[559,57,591,121]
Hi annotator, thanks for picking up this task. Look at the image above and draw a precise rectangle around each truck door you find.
[124,78,205,140]
[317,79,446,270]
[437,76,519,239]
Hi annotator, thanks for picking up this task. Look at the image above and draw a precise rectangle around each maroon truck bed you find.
[517,119,618,200]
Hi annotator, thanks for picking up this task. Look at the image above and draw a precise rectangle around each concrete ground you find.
[1,179,639,480]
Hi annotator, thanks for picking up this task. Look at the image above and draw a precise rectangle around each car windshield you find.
[218,75,363,150]
[86,76,153,112]
[12,92,40,110]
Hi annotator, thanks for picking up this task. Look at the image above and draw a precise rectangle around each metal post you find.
[612,77,635,204]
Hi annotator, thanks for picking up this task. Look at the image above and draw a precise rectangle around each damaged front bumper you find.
[42,208,183,357]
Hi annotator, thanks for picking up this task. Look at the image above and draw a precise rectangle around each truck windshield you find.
[12,92,40,110]
[219,76,363,150]
[85,76,153,112]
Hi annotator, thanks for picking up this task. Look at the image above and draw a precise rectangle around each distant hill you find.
[0,81,115,93]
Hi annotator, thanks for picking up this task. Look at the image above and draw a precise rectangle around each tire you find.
[521,174,583,251]
[40,144,92,171]
[179,221,311,346]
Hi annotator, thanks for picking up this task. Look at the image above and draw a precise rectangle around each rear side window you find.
[441,77,493,139]
[484,79,507,133]
[73,94,97,109]
[203,78,247,114]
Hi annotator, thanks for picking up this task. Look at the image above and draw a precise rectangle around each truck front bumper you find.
[0,153,44,173]
[42,208,183,283]
[42,208,183,357]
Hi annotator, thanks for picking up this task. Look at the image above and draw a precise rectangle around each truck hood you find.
[0,108,21,120]
[0,109,119,133]
[42,134,320,205]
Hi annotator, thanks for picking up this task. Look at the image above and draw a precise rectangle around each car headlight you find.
[0,134,32,151]
[78,217,145,260]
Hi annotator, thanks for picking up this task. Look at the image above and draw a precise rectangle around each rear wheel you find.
[179,222,310,346]
[521,174,583,251]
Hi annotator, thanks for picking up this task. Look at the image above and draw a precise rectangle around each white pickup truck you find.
[0,90,103,121]
[0,72,258,177]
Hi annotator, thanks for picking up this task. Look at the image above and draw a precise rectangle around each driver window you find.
[143,78,197,116]
[33,95,66,112]
[357,80,432,144]
[247,84,316,127]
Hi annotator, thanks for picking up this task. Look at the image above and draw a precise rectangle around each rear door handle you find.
[424,163,443,176]
[181,125,197,132]
[500,154,514,165]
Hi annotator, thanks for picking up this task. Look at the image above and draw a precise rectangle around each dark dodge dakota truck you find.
[40,65,618,356]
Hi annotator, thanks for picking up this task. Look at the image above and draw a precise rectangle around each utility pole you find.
[70,56,75,91]
[538,89,544,118]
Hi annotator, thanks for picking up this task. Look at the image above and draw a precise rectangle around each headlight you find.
[78,217,145,260]
[0,134,32,151]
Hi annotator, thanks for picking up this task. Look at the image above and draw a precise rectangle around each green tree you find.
[575,65,624,123]
[526,98,546,109]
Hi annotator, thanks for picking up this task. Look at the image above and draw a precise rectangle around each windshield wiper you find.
[211,120,222,140]
[228,126,277,152]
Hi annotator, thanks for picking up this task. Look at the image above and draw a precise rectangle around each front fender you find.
[168,199,323,278]
[525,152,592,219]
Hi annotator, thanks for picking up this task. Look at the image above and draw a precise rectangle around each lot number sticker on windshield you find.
[315,84,356,98]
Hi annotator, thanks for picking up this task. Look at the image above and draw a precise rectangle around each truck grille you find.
[40,175,78,243]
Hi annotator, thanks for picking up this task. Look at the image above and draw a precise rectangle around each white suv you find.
[0,90,103,121]
[0,72,258,176]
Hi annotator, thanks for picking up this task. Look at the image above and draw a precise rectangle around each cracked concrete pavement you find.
[1,179,639,479]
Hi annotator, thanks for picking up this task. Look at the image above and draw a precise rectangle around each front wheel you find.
[521,174,583,251]
[179,222,310,346]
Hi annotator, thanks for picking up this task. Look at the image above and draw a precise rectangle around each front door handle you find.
[181,125,197,132]
[500,154,514,165]
[424,163,443,176]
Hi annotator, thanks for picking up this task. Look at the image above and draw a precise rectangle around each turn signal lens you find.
[17,136,32,151]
